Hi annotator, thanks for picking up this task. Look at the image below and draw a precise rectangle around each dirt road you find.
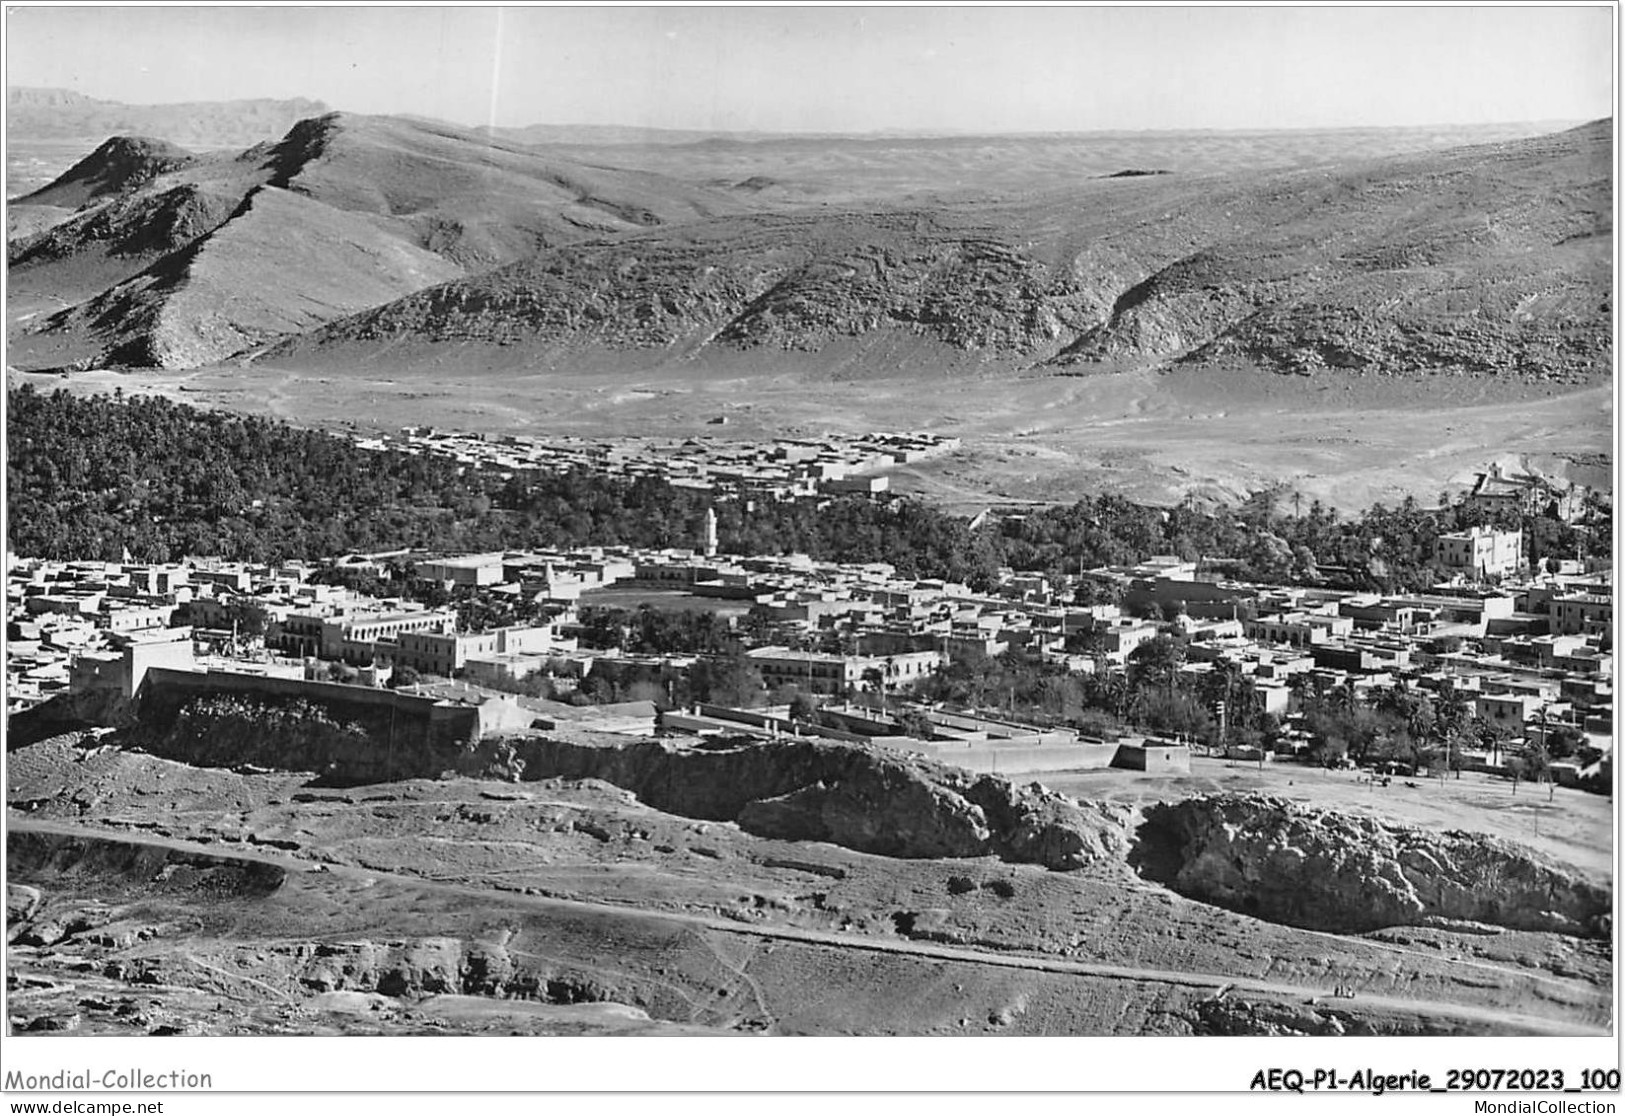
[10,818,1606,1036]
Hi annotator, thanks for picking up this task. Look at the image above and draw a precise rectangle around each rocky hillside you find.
[264,211,1098,365]
[46,685,1615,943]
[48,186,466,368]
[8,113,752,370]
[485,733,1135,869]
[16,135,197,209]
[258,120,1611,383]
[11,160,269,307]
[1139,793,1611,938]
[127,691,1134,871]
[1077,124,1612,382]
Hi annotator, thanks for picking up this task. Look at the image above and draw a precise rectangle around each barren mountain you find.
[9,142,273,307]
[7,136,203,250]
[259,120,1611,384]
[8,112,753,369]
[7,87,331,149]
[14,135,197,209]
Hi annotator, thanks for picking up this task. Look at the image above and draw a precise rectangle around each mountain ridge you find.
[8,112,1611,385]
[256,119,1612,384]
[8,86,331,148]
[8,111,756,369]
[16,135,197,208]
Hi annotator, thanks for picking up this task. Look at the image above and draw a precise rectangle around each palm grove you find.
[7,384,1607,765]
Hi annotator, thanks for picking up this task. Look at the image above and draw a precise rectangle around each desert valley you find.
[3,20,1615,1057]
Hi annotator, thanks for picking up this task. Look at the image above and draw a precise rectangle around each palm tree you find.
[1435,684,1471,742]
[1525,742,1554,799]
[1202,656,1246,743]
[1331,677,1358,716]
[1477,720,1514,769]
[1287,670,1317,712]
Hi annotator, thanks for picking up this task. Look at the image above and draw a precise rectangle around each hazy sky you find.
[5,5,1615,133]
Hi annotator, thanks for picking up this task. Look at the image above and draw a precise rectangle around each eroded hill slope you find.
[6,728,1612,1038]
[8,113,753,369]
[261,120,1610,383]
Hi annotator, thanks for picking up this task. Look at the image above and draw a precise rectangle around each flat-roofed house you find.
[1435,527,1522,579]
[1550,592,1612,637]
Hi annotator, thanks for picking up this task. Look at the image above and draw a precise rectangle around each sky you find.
[3,4,1616,134]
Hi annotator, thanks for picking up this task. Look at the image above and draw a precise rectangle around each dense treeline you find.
[1002,485,1607,593]
[10,385,506,562]
[574,605,736,655]
[7,385,1608,589]
[6,385,997,574]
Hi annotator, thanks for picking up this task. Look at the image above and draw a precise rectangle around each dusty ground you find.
[10,361,1608,514]
[7,122,1570,216]
[1043,755,1614,884]
[5,735,1611,1037]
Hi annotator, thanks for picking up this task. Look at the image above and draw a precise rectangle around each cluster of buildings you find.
[1072,547,1612,760]
[352,428,961,501]
[1466,462,1596,524]
[6,502,1613,787]
[6,556,265,713]
[4,553,582,711]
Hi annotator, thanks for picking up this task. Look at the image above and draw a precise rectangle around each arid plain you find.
[14,356,1609,515]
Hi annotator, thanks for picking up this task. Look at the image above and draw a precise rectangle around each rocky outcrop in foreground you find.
[470,734,1134,870]
[1141,793,1610,937]
[7,829,287,907]
[121,690,1132,871]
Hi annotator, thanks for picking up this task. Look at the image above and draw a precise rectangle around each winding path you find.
[8,818,1607,1036]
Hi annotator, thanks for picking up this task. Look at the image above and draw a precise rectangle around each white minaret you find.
[703,507,718,558]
